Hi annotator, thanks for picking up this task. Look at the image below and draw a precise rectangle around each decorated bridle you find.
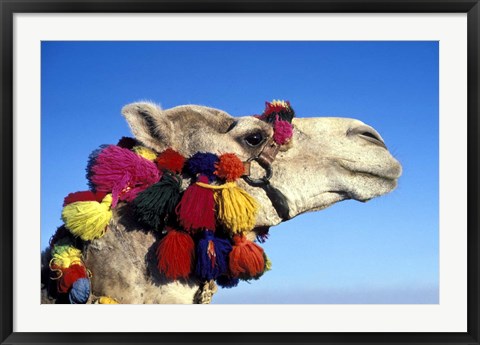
[46,100,295,304]
[242,137,291,221]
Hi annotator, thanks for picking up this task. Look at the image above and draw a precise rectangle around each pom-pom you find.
[176,175,216,232]
[49,226,72,248]
[133,146,157,161]
[215,153,245,182]
[50,245,83,268]
[63,191,107,207]
[96,296,119,304]
[229,235,265,279]
[62,194,113,241]
[57,264,88,293]
[255,227,270,243]
[156,148,186,174]
[195,230,232,281]
[87,145,161,207]
[68,277,90,304]
[264,254,272,272]
[262,100,295,123]
[133,174,182,230]
[117,136,139,149]
[273,116,293,145]
[156,228,195,280]
[186,152,219,181]
[197,181,259,234]
[216,275,240,289]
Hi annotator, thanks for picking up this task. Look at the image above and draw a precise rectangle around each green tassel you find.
[133,173,182,230]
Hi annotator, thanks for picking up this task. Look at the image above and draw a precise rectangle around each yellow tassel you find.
[196,182,259,234]
[133,146,157,161]
[62,194,113,241]
[96,296,119,304]
[265,256,272,271]
[50,245,83,268]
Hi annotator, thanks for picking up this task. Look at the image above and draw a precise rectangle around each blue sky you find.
[41,41,439,304]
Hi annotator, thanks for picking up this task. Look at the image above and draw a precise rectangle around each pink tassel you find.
[176,175,216,233]
[88,145,161,207]
[273,115,293,145]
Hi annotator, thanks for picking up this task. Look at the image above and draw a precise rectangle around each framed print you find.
[1,1,479,345]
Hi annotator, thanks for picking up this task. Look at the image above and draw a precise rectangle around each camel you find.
[41,101,402,304]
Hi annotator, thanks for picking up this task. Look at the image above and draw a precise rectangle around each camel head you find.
[122,102,402,228]
[42,100,402,305]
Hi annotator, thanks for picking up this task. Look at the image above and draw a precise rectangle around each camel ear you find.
[121,102,173,153]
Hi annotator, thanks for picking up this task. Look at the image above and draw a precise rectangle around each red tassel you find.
[229,235,265,279]
[176,175,216,233]
[156,228,194,280]
[156,148,186,174]
[58,264,88,293]
[63,191,107,207]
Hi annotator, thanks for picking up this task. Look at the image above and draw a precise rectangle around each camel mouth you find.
[356,170,400,183]
[337,159,402,182]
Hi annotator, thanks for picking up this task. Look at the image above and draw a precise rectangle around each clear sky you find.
[41,41,439,304]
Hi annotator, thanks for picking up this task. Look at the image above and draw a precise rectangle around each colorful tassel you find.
[264,254,272,272]
[196,181,259,234]
[156,228,195,280]
[156,148,186,174]
[262,100,295,123]
[96,296,119,304]
[186,152,219,182]
[273,115,293,145]
[63,191,107,207]
[133,145,157,161]
[57,264,89,293]
[49,226,71,249]
[62,194,113,241]
[255,227,270,243]
[229,235,265,279]
[87,145,161,207]
[133,174,182,230]
[216,275,240,289]
[176,175,216,232]
[195,230,232,281]
[68,277,90,304]
[50,244,83,268]
[214,153,245,182]
[117,136,139,149]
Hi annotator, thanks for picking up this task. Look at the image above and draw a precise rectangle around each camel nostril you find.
[348,125,387,149]
[360,131,380,141]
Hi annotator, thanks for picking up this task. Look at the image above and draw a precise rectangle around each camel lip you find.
[337,160,402,181]
[356,171,400,182]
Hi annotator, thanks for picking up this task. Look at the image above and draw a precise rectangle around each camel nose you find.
[348,125,387,149]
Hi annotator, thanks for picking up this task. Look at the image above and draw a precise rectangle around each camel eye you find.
[244,132,265,147]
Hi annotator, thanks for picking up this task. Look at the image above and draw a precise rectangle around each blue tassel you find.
[216,275,239,289]
[186,152,219,182]
[195,230,231,281]
[68,278,90,304]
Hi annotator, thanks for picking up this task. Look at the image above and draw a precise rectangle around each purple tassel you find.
[186,152,219,182]
[195,230,232,281]
[216,275,239,289]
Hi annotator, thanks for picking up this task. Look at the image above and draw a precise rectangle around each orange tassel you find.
[229,235,265,279]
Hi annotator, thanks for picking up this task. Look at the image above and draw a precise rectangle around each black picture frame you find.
[1,1,479,344]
